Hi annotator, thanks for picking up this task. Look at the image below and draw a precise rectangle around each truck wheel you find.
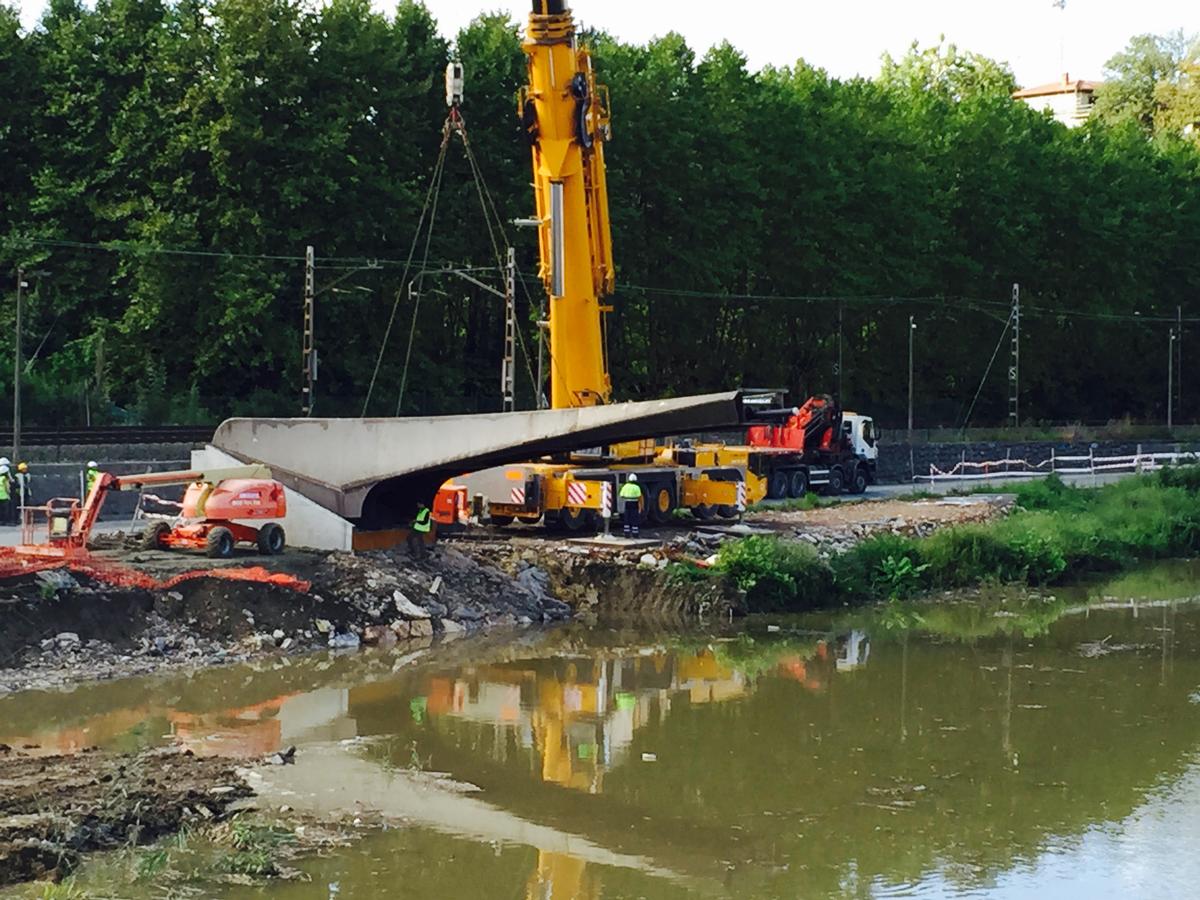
[206,526,235,559]
[849,465,868,494]
[489,514,515,527]
[559,506,592,532]
[767,470,788,500]
[825,466,845,496]
[141,521,170,550]
[647,483,676,525]
[788,470,809,499]
[716,505,738,520]
[257,522,286,555]
[517,514,543,525]
[691,505,716,521]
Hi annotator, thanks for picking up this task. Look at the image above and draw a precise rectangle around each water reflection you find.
[5,568,1200,898]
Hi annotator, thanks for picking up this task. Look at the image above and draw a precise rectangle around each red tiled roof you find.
[1013,73,1101,99]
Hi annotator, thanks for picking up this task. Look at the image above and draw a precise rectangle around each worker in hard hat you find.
[15,462,33,510]
[618,474,642,539]
[85,460,101,497]
[0,462,11,526]
[408,500,432,559]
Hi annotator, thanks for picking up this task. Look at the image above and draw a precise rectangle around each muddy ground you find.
[0,745,251,885]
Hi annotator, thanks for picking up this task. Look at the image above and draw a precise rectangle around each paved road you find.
[759,470,1134,507]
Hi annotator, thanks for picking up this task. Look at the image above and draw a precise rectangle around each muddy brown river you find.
[4,562,1200,898]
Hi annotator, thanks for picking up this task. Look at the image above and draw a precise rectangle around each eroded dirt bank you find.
[0,544,570,694]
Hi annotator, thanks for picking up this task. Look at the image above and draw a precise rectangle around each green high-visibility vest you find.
[413,507,432,533]
[86,468,100,492]
[0,477,9,502]
[619,481,642,501]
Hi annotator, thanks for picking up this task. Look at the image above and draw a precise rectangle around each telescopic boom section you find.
[522,0,615,409]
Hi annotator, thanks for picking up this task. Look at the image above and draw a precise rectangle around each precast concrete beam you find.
[213,391,746,525]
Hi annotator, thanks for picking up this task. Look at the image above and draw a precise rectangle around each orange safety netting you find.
[0,548,311,594]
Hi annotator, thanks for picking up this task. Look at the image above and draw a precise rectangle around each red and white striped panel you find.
[736,481,746,511]
[601,482,613,517]
[510,486,526,505]
[566,481,589,507]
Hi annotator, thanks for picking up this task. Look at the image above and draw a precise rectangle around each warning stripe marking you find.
[566,482,589,507]
[510,487,525,505]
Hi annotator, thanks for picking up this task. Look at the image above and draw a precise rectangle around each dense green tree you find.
[1093,30,1197,133]
[0,7,1198,430]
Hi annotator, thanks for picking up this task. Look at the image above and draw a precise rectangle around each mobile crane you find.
[478,0,743,531]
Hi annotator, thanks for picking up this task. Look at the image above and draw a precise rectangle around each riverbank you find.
[0,545,570,694]
[706,470,1200,611]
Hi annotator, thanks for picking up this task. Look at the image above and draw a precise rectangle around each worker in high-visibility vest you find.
[85,460,101,497]
[0,463,11,526]
[408,500,432,559]
[618,474,642,539]
[15,462,32,510]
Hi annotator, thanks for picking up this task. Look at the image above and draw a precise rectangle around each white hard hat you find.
[87,460,98,468]
[628,473,638,482]
[0,458,9,467]
[0,465,10,474]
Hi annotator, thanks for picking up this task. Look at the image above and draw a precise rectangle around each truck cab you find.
[842,413,878,477]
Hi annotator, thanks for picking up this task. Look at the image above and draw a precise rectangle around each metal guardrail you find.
[0,426,214,446]
[914,446,1200,483]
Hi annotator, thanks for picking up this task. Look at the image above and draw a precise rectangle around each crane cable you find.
[389,108,540,415]
[361,130,451,416]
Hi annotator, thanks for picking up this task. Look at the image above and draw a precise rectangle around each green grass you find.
[707,470,1200,611]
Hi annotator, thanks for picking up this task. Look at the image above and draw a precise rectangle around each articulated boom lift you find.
[481,0,744,531]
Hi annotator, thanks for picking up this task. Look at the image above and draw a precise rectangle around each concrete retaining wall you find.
[17,458,193,520]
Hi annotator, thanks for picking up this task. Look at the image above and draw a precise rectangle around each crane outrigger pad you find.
[212,391,747,525]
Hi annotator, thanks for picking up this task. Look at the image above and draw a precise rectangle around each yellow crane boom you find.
[521,0,615,409]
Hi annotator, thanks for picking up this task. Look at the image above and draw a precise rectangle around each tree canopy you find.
[1,2,1199,430]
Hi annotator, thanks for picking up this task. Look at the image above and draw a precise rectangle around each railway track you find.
[0,426,213,446]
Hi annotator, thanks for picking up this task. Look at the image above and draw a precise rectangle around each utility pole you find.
[13,267,24,464]
[835,301,844,405]
[1008,283,1020,428]
[501,246,516,412]
[1177,304,1183,422]
[1169,326,1176,430]
[907,315,916,439]
[301,246,315,416]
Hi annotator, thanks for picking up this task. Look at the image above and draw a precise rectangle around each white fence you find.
[914,446,1200,484]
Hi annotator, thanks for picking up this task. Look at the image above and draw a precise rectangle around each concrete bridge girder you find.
[213,391,746,527]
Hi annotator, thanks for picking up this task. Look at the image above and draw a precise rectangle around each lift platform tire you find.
[257,522,286,555]
[716,505,739,520]
[517,515,543,525]
[206,526,235,559]
[825,466,845,496]
[767,470,788,500]
[788,469,809,499]
[141,521,170,550]
[489,514,515,527]
[849,465,869,495]
[691,505,716,521]
[647,483,676,525]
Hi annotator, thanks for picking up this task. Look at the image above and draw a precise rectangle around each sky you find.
[14,0,1199,87]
